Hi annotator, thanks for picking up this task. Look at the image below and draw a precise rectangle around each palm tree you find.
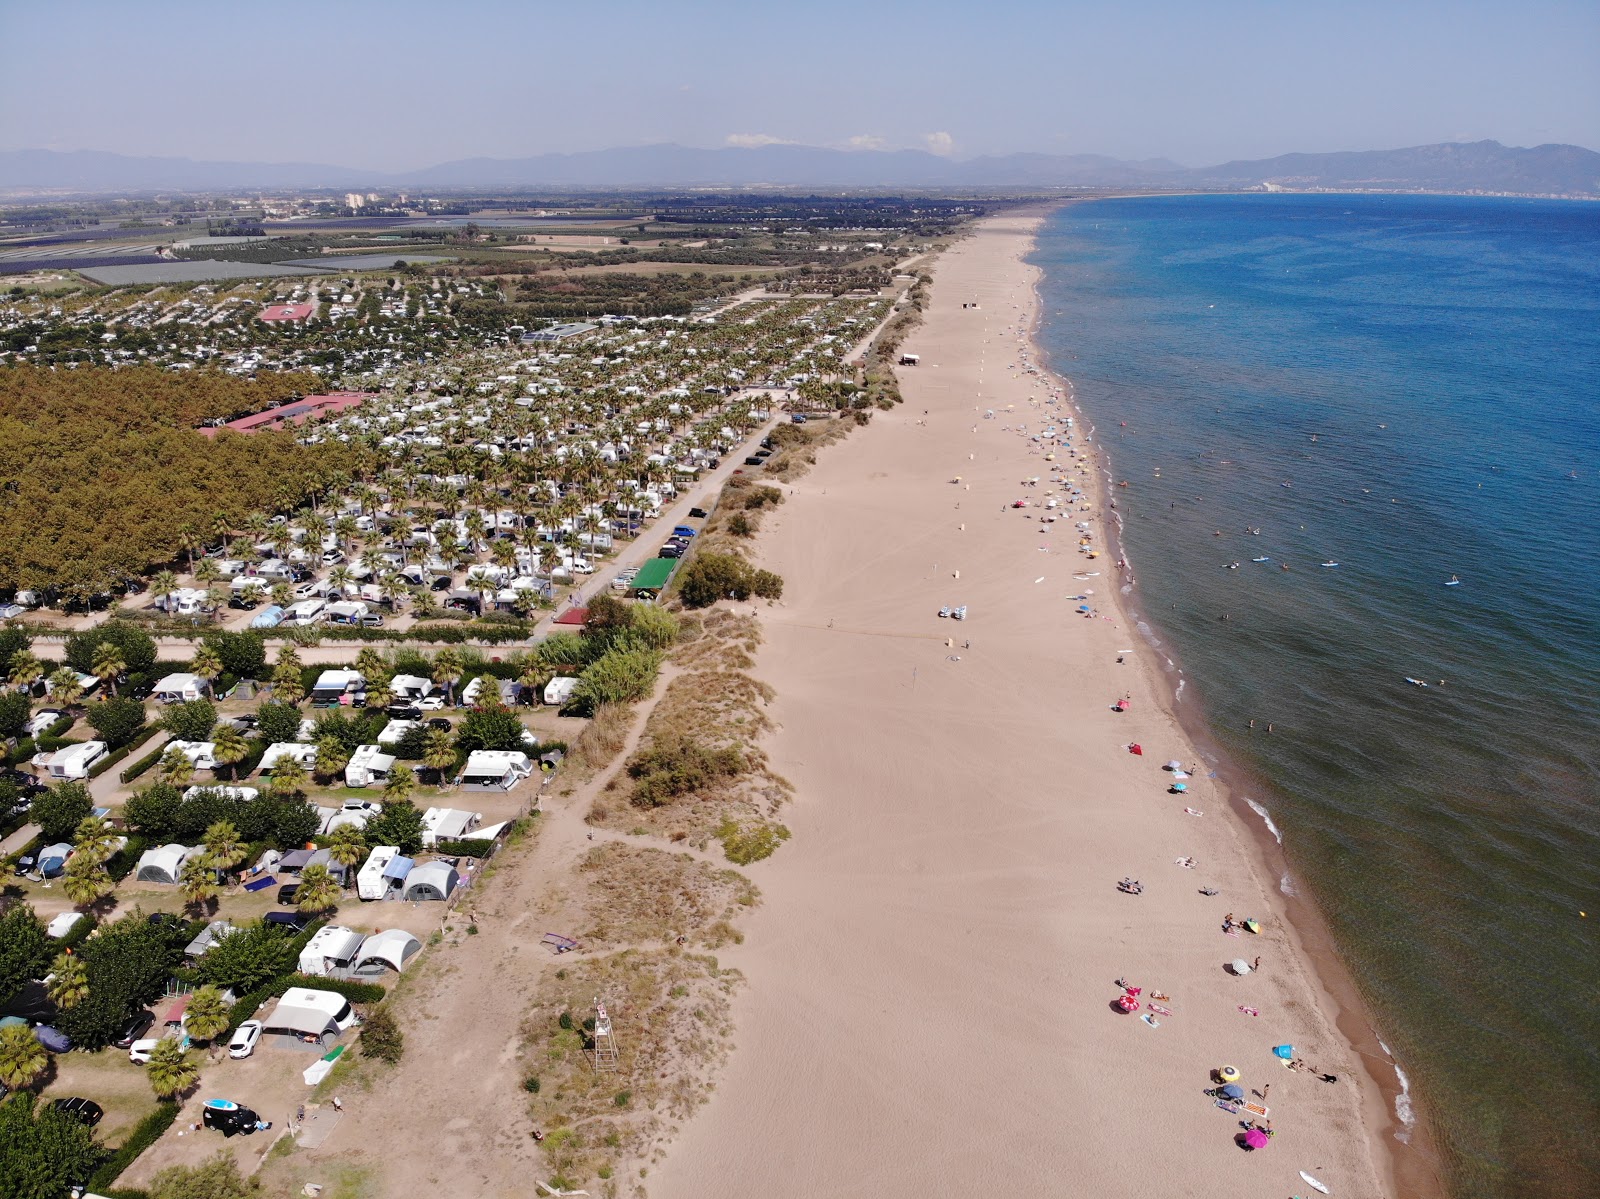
[211,725,249,781]
[0,1023,48,1091]
[62,859,113,910]
[46,668,83,711]
[184,985,231,1046]
[382,765,416,805]
[268,756,307,797]
[145,1036,199,1100]
[422,725,457,786]
[151,567,179,610]
[7,649,42,691]
[202,820,245,875]
[178,857,219,912]
[210,511,234,552]
[517,658,555,702]
[327,565,355,596]
[276,644,303,671]
[431,649,462,706]
[268,581,290,608]
[354,648,387,682]
[326,825,367,872]
[176,524,201,572]
[315,735,351,782]
[91,642,126,697]
[45,953,89,1010]
[295,862,341,912]
[73,816,120,866]
[191,644,224,695]
[364,678,395,712]
[157,746,195,788]
[192,556,222,587]
[271,662,305,706]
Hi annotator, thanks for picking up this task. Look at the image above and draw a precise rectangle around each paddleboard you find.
[1320,561,1340,568]
[1445,579,1461,586]
[1300,1171,1331,1194]
[1252,556,1270,562]
[1405,677,1429,687]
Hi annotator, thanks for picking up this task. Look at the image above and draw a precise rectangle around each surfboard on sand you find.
[1300,1170,1331,1194]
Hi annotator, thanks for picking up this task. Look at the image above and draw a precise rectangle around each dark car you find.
[263,911,313,932]
[760,437,774,450]
[202,1102,261,1137]
[387,703,423,720]
[52,1098,104,1127]
[228,596,259,611]
[689,507,708,518]
[426,717,452,732]
[754,449,772,459]
[112,1010,155,1049]
[430,576,453,591]
[743,456,763,466]
[275,883,301,906]
[659,545,683,559]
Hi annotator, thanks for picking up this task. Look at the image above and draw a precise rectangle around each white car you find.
[416,695,446,711]
[228,1020,263,1059]
[128,1036,167,1064]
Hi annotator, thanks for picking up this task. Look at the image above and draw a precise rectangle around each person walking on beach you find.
[1253,956,1261,972]
[1260,1083,1271,1102]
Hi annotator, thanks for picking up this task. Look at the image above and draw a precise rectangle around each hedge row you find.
[120,740,170,785]
[314,621,536,645]
[86,1101,180,1192]
[89,723,161,779]
[434,837,496,859]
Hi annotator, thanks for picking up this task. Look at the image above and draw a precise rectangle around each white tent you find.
[401,861,459,901]
[135,843,197,885]
[354,929,423,975]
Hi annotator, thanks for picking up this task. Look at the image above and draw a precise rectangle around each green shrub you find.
[627,735,745,808]
[716,818,792,864]
[360,1003,404,1063]
[575,645,663,711]
[523,1075,541,1093]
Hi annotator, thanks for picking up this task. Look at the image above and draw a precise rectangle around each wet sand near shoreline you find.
[652,214,1394,1199]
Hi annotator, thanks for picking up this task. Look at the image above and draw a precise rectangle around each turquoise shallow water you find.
[1031,194,1600,1199]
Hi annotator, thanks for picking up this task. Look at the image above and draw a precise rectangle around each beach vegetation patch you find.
[627,734,745,807]
[715,817,792,865]
[574,841,758,949]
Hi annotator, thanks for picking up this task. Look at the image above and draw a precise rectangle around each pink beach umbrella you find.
[1243,1128,1270,1150]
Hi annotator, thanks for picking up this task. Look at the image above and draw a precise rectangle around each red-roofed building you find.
[259,302,314,324]
[552,607,589,628]
[200,392,370,437]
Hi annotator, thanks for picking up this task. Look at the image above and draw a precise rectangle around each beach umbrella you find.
[1243,919,1262,934]
[1129,744,1144,755]
[1218,1064,1241,1083]
[1244,1129,1270,1150]
[1220,1084,1244,1099]
[1231,959,1252,976]
[1171,783,1188,793]
[1273,1045,1294,1060]
[1166,760,1183,770]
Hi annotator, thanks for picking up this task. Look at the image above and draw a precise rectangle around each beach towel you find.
[1147,1003,1173,1016]
[243,876,276,893]
[1184,807,1204,816]
[1139,1013,1160,1028]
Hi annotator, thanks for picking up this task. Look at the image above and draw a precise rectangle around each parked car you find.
[228,1020,263,1060]
[51,1098,104,1127]
[128,1036,167,1065]
[689,507,709,519]
[275,883,301,906]
[263,911,313,932]
[743,456,763,466]
[112,1010,155,1049]
[425,717,452,732]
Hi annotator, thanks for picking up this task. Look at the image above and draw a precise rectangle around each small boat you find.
[1320,561,1339,568]
[1405,677,1429,688]
[1251,556,1270,563]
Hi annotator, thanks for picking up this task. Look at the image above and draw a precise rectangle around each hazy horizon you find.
[2,0,1597,173]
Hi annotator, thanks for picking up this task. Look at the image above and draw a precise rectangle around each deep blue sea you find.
[1031,194,1600,1199]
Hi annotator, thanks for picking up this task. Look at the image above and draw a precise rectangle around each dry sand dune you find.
[652,215,1396,1199]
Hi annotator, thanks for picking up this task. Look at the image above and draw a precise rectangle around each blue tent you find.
[38,843,72,879]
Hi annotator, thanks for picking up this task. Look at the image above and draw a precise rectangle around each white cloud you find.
[725,133,791,149]
[847,134,888,151]
[923,131,955,157]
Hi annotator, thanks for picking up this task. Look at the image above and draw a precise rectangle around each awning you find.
[381,855,415,880]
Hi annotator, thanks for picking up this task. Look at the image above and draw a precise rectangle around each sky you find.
[1,0,1596,170]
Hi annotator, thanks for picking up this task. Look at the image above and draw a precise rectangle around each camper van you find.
[31,742,107,781]
[357,845,403,901]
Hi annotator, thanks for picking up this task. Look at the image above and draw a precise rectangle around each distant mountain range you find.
[2,140,1596,197]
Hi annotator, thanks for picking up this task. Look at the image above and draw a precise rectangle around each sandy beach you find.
[653,213,1398,1198]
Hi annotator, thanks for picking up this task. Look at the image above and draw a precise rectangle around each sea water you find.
[1032,194,1600,1199]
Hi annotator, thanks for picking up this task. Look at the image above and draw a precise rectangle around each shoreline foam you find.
[653,210,1411,1199]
